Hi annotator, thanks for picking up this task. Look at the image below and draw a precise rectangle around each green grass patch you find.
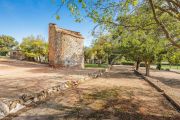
[121,61,134,66]
[161,64,180,70]
[85,64,108,68]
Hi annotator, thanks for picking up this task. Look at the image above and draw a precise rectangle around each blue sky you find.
[0,0,95,46]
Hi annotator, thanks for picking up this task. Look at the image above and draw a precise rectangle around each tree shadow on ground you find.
[150,69,180,74]
[149,76,180,89]
[138,68,180,89]
[100,65,141,79]
[4,87,179,120]
[101,71,141,79]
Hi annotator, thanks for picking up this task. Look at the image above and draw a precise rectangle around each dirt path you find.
[4,66,180,120]
[0,58,96,100]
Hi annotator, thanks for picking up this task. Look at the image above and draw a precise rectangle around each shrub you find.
[140,63,145,67]
[121,61,134,66]
[165,68,170,71]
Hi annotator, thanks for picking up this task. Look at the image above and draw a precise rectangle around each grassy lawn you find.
[161,65,180,70]
[0,56,9,58]
[151,64,180,70]
[85,64,108,68]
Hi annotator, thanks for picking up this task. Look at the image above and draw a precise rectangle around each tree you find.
[91,35,117,66]
[54,0,180,48]
[53,0,179,74]
[148,0,180,48]
[84,47,93,63]
[165,47,180,68]
[103,41,113,64]
[119,32,143,71]
[92,39,106,66]
[119,28,167,76]
[20,35,48,62]
[0,35,18,56]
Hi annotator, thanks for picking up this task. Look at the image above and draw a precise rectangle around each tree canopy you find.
[54,0,180,48]
[0,35,18,56]
[58,0,179,76]
[20,35,48,62]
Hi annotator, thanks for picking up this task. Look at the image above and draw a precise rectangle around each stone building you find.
[48,23,84,68]
[10,49,25,60]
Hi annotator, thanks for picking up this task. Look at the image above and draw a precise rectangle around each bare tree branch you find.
[155,5,180,21]
[166,0,180,8]
[148,0,180,48]
[165,0,180,14]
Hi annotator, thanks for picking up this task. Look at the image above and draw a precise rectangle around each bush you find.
[0,51,7,56]
[140,63,145,67]
[85,64,108,68]
[165,68,170,71]
[121,61,134,66]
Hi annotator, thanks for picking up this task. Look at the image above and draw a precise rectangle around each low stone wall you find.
[0,67,110,119]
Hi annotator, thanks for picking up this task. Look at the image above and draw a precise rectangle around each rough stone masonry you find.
[48,23,84,68]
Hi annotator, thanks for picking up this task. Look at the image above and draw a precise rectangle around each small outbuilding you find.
[10,49,25,60]
[48,23,84,69]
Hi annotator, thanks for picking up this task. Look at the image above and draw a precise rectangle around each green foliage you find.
[56,0,179,48]
[91,35,117,64]
[119,23,168,74]
[54,0,180,75]
[84,47,93,60]
[85,64,108,68]
[165,47,180,65]
[56,15,60,20]
[0,35,18,56]
[20,35,48,61]
[121,61,134,66]
[160,64,180,70]
[92,38,106,60]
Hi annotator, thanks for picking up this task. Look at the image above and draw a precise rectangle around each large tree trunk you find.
[145,61,150,76]
[136,60,140,71]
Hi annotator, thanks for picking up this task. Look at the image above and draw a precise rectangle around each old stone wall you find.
[48,23,84,68]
